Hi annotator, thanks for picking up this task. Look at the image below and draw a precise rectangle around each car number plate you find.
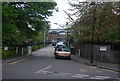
[59,53,68,56]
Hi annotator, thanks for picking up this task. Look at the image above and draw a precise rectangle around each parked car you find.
[54,44,67,53]
[54,48,71,59]
[52,41,57,46]
[51,39,57,46]
[55,41,65,47]
[56,41,64,45]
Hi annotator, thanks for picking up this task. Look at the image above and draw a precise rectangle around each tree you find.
[66,1,120,43]
[2,2,57,46]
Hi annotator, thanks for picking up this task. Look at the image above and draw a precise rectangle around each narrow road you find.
[2,45,119,79]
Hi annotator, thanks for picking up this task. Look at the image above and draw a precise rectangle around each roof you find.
[49,29,67,33]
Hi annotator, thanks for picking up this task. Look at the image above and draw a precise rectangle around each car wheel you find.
[55,56,58,59]
[68,56,71,60]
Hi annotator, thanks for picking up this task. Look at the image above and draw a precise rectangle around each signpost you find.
[100,47,107,52]
[100,46,107,61]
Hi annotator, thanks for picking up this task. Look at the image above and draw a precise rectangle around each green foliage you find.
[32,45,43,51]
[2,50,16,59]
[0,49,2,59]
[32,44,48,51]
[32,32,44,44]
[67,2,120,43]
[2,2,57,46]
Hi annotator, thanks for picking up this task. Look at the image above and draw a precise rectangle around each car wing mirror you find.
[68,48,71,50]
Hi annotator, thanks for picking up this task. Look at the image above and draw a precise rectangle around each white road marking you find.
[90,76,110,79]
[58,73,71,75]
[75,74,89,77]
[71,75,84,78]
[41,71,53,74]
[52,73,71,76]
[90,77,104,79]
[71,74,89,78]
[52,74,66,76]
[36,65,52,73]
[95,76,109,78]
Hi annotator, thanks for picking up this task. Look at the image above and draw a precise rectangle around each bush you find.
[32,44,48,51]
[32,44,43,51]
[2,50,16,59]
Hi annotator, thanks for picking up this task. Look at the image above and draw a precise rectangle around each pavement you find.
[72,54,120,73]
[2,54,32,64]
[2,45,47,63]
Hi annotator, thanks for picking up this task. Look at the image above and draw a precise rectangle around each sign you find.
[100,47,107,52]
[4,47,8,50]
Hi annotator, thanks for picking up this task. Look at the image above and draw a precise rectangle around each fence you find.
[72,42,120,64]
[2,43,49,59]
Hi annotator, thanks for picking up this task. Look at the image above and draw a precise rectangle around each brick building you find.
[48,29,67,42]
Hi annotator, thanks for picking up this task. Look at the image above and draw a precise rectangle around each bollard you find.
[28,46,32,56]
[16,47,18,54]
[22,47,24,56]
[79,49,80,56]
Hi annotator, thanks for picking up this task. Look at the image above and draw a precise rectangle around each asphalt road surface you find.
[2,45,119,80]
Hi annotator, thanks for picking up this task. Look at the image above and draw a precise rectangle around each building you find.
[48,29,67,42]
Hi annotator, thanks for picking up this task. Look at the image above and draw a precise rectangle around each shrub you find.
[2,50,16,59]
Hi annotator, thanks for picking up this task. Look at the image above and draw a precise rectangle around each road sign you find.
[100,47,107,52]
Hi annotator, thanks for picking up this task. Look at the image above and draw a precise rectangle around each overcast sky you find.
[48,0,86,29]
[49,0,70,29]
[48,0,73,29]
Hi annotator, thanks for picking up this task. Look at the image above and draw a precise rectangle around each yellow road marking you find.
[101,68,119,74]
[8,56,31,64]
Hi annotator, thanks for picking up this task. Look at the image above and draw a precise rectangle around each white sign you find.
[100,47,107,52]
[4,47,8,50]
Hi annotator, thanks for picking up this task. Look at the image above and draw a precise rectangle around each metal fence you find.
[2,42,49,59]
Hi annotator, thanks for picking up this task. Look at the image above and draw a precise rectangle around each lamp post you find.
[66,22,69,46]
[90,2,96,63]
[44,30,46,47]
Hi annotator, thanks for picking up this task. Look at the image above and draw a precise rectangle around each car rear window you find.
[57,48,70,52]
[57,45,66,48]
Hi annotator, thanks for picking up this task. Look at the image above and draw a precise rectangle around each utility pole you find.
[89,2,96,64]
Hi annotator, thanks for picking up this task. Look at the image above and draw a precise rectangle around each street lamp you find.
[66,22,69,46]
[89,2,96,63]
[44,30,46,47]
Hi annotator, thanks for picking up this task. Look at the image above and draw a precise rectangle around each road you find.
[2,45,119,80]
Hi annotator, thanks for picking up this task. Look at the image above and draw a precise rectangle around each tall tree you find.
[66,1,120,43]
[2,2,57,46]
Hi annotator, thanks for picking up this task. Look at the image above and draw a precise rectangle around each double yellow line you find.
[6,56,32,64]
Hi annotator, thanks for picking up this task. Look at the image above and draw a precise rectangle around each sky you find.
[48,0,73,29]
[48,0,120,29]
[48,0,86,29]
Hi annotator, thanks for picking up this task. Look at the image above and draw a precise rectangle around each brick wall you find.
[48,34,67,42]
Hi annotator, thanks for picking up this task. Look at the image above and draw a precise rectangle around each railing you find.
[2,42,50,59]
